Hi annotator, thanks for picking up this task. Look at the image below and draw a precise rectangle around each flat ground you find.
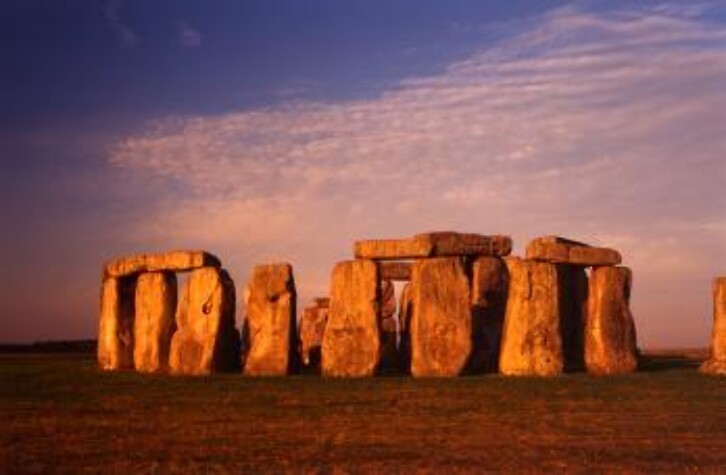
[2,353,725,473]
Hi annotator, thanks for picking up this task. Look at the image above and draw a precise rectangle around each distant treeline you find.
[0,339,97,354]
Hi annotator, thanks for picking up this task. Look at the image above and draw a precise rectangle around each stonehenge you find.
[98,232,673,379]
[700,277,726,375]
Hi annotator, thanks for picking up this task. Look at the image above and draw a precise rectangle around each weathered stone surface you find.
[526,236,621,266]
[133,272,177,373]
[398,282,413,373]
[499,258,564,376]
[314,297,330,309]
[97,276,137,370]
[355,232,512,260]
[379,262,412,281]
[700,277,726,375]
[585,266,638,375]
[469,257,508,372]
[410,258,472,377]
[322,260,381,377]
[169,267,238,375]
[242,263,298,376]
[299,306,328,369]
[104,250,221,278]
[560,266,589,372]
[380,279,399,370]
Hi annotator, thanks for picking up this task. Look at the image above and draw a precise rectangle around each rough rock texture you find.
[355,232,512,260]
[700,277,726,375]
[499,258,564,376]
[398,283,413,373]
[169,267,238,375]
[410,258,472,377]
[97,276,137,370]
[314,297,330,309]
[560,266,589,372]
[133,272,177,373]
[469,257,508,372]
[379,262,412,281]
[242,263,298,376]
[584,266,638,375]
[299,305,328,370]
[104,250,221,278]
[321,260,381,377]
[526,236,621,267]
[379,279,399,370]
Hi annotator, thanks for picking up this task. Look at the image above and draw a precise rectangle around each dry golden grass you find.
[2,353,725,473]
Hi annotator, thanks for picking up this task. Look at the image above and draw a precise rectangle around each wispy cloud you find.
[109,3,726,345]
[177,20,202,48]
[105,0,138,50]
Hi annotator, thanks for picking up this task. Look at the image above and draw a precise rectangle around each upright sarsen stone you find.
[98,276,137,370]
[398,282,413,374]
[585,266,638,375]
[243,263,298,376]
[322,260,381,377]
[499,258,564,376]
[410,258,472,377]
[299,305,328,370]
[700,277,726,375]
[470,257,508,372]
[169,267,238,375]
[380,279,399,371]
[133,272,177,373]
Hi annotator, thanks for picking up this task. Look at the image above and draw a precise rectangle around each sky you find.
[1,0,725,347]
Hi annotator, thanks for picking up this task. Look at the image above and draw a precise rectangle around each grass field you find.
[2,353,725,473]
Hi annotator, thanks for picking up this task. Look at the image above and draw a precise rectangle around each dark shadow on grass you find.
[639,354,703,373]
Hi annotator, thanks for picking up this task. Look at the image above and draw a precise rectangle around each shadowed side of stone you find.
[243,263,298,376]
[133,272,177,373]
[322,260,381,377]
[499,258,564,376]
[98,275,137,370]
[397,282,413,374]
[104,250,221,278]
[380,279,399,371]
[559,266,588,372]
[526,236,621,266]
[700,277,726,375]
[354,232,512,260]
[410,257,472,377]
[469,257,508,373]
[169,267,238,375]
[299,305,328,371]
[585,266,638,375]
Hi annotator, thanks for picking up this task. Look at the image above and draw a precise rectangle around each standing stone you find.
[398,282,413,374]
[134,272,177,373]
[243,263,298,376]
[470,257,508,372]
[410,258,472,377]
[701,277,726,375]
[322,260,381,377]
[98,276,137,370]
[585,266,638,375]
[169,267,238,375]
[499,258,564,376]
[380,279,399,371]
[299,305,328,370]
[560,266,589,372]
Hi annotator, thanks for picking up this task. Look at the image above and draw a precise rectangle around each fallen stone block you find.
[97,275,137,370]
[322,260,381,377]
[133,272,177,373]
[526,236,621,266]
[354,232,512,260]
[104,250,221,278]
[242,263,298,376]
[410,257,472,377]
[585,266,638,375]
[700,277,726,375]
[499,258,564,376]
[169,267,238,375]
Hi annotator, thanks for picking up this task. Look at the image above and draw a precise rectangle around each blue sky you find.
[1,0,725,346]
